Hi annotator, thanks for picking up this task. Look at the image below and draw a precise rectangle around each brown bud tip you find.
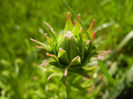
[78,14,80,20]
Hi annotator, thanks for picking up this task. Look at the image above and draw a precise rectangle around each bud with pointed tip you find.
[90,31,96,42]
[87,19,95,35]
[65,12,73,32]
[30,12,98,78]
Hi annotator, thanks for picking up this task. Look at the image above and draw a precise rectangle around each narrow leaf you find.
[87,20,95,35]
[44,21,57,40]
[98,60,115,85]
[29,38,50,51]
[44,33,56,53]
[46,52,59,62]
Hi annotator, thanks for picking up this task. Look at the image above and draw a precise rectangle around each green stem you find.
[62,76,71,99]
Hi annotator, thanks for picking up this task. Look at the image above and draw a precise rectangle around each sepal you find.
[87,20,95,35]
[65,12,73,32]
[58,48,69,64]
[69,56,81,67]
[72,14,82,36]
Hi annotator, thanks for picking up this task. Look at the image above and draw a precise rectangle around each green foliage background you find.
[0,0,133,99]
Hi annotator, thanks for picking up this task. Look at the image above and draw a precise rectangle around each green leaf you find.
[98,60,116,85]
[49,59,62,68]
[87,20,95,35]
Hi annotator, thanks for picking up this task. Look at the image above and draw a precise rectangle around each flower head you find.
[30,12,98,77]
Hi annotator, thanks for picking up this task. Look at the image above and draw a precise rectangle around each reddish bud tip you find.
[46,52,50,56]
[44,33,48,37]
[74,20,77,26]
[91,19,96,28]
[93,31,96,37]
[92,19,96,25]
[90,19,95,29]
[78,14,80,20]
[44,33,51,40]
[90,31,96,42]
[92,31,96,41]
[87,19,96,33]
[67,12,71,21]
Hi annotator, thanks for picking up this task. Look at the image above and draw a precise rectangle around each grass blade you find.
[98,60,116,85]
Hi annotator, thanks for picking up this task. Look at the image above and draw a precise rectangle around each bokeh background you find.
[0,0,133,99]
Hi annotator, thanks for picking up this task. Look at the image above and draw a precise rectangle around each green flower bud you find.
[30,12,98,77]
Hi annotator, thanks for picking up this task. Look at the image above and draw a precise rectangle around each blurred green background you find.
[0,0,133,99]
